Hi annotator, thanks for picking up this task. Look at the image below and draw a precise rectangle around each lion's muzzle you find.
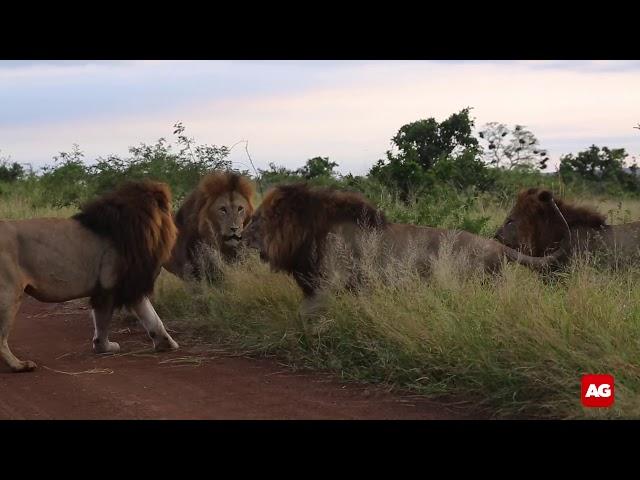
[223,234,242,246]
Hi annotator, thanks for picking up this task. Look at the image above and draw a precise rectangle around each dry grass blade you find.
[43,366,114,375]
[98,348,156,359]
[158,356,213,367]
[55,352,75,360]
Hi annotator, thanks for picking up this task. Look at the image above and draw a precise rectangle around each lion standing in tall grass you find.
[242,183,569,312]
[0,180,179,373]
[164,172,255,281]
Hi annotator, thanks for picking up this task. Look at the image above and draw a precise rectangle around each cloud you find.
[0,60,133,69]
[521,60,640,73]
[0,60,360,127]
[0,60,638,174]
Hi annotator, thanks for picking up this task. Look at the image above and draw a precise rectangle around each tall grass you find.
[5,185,640,419]
[0,192,77,219]
[153,229,640,419]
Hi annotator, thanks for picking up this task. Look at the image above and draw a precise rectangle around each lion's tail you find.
[73,180,177,308]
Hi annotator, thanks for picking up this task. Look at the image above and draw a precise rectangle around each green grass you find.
[151,247,640,419]
[5,187,640,419]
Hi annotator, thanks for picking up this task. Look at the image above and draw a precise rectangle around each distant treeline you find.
[1,112,639,214]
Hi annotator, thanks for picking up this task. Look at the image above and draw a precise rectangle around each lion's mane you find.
[73,180,177,308]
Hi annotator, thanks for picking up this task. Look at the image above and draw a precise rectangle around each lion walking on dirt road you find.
[0,180,179,373]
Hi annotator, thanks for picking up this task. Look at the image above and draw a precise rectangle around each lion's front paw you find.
[11,360,37,373]
[153,335,179,352]
[93,340,121,354]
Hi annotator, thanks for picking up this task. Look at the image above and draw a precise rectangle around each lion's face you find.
[202,191,252,248]
[495,204,544,255]
[494,189,556,255]
[494,212,522,249]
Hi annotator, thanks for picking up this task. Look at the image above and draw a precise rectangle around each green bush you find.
[4,123,233,209]
[0,160,25,183]
[369,108,486,199]
[2,117,639,221]
[559,145,640,195]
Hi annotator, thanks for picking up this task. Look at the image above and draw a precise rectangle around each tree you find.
[370,108,482,197]
[89,122,232,200]
[0,151,24,182]
[171,121,231,172]
[256,162,300,189]
[40,145,91,206]
[559,145,639,192]
[297,156,338,179]
[388,107,479,170]
[429,148,496,192]
[559,145,626,180]
[478,123,549,170]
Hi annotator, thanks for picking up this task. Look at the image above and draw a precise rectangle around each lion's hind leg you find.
[0,284,35,373]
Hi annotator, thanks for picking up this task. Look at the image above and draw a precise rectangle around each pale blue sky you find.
[1,60,638,174]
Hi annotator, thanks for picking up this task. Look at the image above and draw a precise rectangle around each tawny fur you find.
[0,180,178,373]
[243,183,567,304]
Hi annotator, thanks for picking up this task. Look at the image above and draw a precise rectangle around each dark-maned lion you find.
[164,172,255,280]
[0,180,179,373]
[495,187,640,262]
[242,183,569,311]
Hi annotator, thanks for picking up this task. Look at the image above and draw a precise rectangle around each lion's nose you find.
[231,226,240,233]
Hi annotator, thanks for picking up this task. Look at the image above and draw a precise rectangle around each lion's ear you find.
[153,190,170,211]
[538,190,553,203]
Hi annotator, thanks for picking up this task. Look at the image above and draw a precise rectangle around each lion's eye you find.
[238,206,244,212]
[219,207,227,214]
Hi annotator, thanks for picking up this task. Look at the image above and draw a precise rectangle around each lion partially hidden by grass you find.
[495,187,640,264]
[0,180,179,373]
[164,171,255,281]
[242,183,569,313]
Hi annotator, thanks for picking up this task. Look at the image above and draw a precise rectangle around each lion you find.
[164,171,256,281]
[242,183,569,312]
[0,180,179,373]
[495,187,640,263]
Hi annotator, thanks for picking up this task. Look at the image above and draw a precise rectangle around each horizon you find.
[1,60,639,176]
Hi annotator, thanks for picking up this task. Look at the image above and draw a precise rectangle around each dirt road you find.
[0,298,477,420]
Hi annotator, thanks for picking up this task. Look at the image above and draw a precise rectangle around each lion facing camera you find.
[164,171,255,281]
